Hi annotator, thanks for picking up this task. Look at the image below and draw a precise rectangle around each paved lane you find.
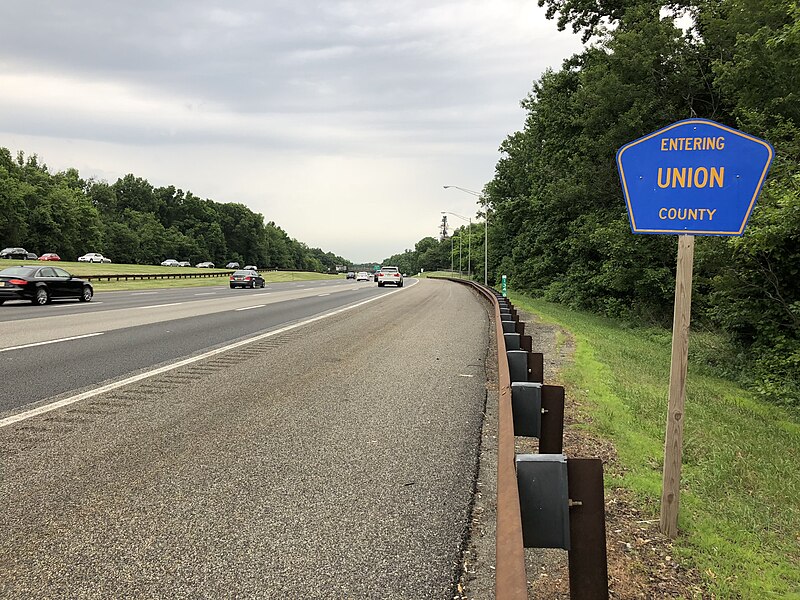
[0,285,399,413]
[0,279,490,598]
[0,278,384,322]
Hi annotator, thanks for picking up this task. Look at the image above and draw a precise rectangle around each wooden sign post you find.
[660,234,694,537]
[617,119,773,538]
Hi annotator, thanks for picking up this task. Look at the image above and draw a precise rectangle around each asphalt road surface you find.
[0,278,491,599]
[1,279,404,412]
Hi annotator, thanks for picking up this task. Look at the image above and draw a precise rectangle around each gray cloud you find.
[0,0,582,261]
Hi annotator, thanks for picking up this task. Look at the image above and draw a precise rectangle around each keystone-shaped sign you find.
[617,119,773,236]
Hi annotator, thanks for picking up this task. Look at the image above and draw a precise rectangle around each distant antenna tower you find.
[439,215,449,240]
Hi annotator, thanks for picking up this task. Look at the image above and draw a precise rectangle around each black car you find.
[229,269,265,289]
[0,266,94,306]
[1,247,30,260]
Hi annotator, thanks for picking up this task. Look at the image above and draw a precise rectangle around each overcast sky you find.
[0,1,582,263]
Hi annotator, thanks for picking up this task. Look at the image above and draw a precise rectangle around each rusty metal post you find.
[520,334,532,353]
[567,459,609,599]
[515,320,525,336]
[539,385,565,454]
[527,352,544,383]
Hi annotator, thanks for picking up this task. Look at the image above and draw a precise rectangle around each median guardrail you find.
[438,277,609,600]
[82,271,233,282]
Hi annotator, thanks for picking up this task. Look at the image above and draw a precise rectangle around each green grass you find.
[6,260,341,291]
[509,292,800,598]
[419,270,469,279]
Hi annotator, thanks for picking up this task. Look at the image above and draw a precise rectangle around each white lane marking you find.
[302,287,314,291]
[0,279,419,429]
[139,302,183,309]
[194,292,217,296]
[317,293,330,297]
[58,302,104,307]
[0,333,104,354]
[235,304,266,311]
[132,292,159,296]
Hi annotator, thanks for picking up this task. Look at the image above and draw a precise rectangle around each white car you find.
[356,271,370,281]
[377,266,403,287]
[160,259,180,267]
[195,261,215,268]
[78,253,111,263]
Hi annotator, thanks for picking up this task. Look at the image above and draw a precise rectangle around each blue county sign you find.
[617,119,773,235]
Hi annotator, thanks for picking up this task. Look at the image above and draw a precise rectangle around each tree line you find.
[387,0,799,406]
[0,148,350,272]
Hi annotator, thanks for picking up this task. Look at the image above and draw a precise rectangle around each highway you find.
[1,279,401,412]
[0,278,491,598]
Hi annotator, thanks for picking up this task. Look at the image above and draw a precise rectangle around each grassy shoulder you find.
[417,270,468,279]
[6,261,342,291]
[509,292,800,598]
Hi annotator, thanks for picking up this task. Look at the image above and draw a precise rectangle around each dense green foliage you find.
[0,149,349,272]
[391,0,798,405]
[382,235,455,275]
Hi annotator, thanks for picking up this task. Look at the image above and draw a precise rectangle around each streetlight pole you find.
[468,217,472,279]
[442,210,470,279]
[459,231,462,277]
[444,185,486,284]
[444,223,455,274]
[484,209,488,286]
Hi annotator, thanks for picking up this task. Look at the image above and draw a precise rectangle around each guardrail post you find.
[511,382,542,437]
[504,333,521,351]
[506,350,528,382]
[540,385,565,454]
[517,456,609,599]
[520,334,533,353]
[567,458,609,600]
[528,351,544,383]
[507,350,545,385]
[516,454,571,549]
[511,382,563,455]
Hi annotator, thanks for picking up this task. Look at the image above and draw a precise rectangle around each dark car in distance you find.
[229,269,265,289]
[0,266,93,306]
[1,247,30,260]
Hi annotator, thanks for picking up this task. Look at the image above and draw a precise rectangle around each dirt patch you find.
[455,308,709,599]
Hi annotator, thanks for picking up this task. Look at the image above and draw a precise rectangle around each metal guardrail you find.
[439,277,608,600]
[82,271,233,282]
